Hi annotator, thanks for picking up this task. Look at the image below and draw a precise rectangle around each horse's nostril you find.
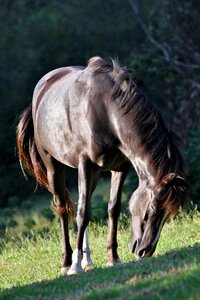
[138,244,153,258]
[131,240,138,253]
[138,249,146,258]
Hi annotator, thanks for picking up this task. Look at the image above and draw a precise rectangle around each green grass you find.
[0,213,199,300]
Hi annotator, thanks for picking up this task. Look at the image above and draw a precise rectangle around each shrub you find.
[24,218,36,230]
[21,200,32,210]
[91,195,107,222]
[7,220,18,228]
[0,221,6,236]
[2,207,13,218]
[7,196,21,207]
[186,121,200,209]
[41,208,55,222]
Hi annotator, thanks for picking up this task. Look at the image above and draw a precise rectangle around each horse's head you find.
[129,173,188,259]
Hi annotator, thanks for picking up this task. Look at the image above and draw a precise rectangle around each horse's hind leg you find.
[41,153,73,273]
[67,156,99,275]
[107,170,129,266]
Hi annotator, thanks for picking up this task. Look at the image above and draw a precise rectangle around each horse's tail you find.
[16,104,48,188]
[16,104,74,218]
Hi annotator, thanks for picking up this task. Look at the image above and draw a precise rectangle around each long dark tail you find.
[16,104,74,218]
[16,104,48,188]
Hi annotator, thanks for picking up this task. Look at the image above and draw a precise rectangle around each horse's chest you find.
[90,146,128,171]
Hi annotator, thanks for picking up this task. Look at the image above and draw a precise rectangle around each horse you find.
[17,56,188,275]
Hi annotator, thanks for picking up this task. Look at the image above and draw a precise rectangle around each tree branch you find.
[127,0,170,62]
[127,0,200,71]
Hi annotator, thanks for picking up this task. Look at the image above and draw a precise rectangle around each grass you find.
[0,212,199,300]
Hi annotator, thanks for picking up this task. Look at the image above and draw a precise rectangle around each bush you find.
[186,121,200,209]
[7,220,18,228]
[0,221,6,236]
[2,207,13,218]
[24,218,36,230]
[7,196,21,207]
[41,208,55,222]
[21,200,32,210]
[91,195,107,222]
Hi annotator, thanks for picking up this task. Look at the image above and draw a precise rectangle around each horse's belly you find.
[94,151,129,171]
[37,126,85,168]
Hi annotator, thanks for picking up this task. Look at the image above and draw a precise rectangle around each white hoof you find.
[67,248,83,275]
[107,261,114,267]
[81,257,94,270]
[61,266,69,275]
[67,263,83,275]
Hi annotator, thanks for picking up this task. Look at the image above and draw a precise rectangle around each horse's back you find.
[32,59,126,169]
[32,66,83,115]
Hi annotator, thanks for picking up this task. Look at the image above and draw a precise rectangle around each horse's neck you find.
[132,155,157,187]
[113,115,158,185]
[117,137,156,185]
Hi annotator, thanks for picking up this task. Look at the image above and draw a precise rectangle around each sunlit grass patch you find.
[0,211,199,299]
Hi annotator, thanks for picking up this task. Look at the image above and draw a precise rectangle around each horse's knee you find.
[76,207,90,228]
[108,202,120,219]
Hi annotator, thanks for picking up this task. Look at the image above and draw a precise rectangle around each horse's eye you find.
[143,212,148,222]
[141,222,145,233]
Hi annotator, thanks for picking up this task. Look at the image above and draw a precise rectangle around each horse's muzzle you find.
[129,239,156,259]
[137,244,153,258]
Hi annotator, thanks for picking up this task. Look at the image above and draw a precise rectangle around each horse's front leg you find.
[81,227,94,269]
[67,157,99,275]
[107,170,129,266]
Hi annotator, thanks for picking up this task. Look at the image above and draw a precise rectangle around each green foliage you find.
[0,0,138,208]
[41,208,55,222]
[24,218,36,230]
[91,195,107,222]
[186,121,200,209]
[7,196,21,207]
[7,220,18,228]
[21,200,32,210]
[2,207,13,218]
[0,221,6,236]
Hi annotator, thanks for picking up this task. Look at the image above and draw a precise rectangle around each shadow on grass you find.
[1,244,200,300]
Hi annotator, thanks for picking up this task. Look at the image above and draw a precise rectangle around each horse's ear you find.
[161,173,189,190]
[161,173,190,213]
[162,173,177,185]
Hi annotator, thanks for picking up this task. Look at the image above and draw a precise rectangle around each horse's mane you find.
[90,57,189,215]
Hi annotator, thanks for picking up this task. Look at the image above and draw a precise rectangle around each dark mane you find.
[93,58,189,214]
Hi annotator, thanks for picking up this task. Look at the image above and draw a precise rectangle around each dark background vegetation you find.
[0,0,200,221]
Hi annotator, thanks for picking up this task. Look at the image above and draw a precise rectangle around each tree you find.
[127,0,200,140]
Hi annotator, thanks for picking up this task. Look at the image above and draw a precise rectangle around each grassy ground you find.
[0,212,199,300]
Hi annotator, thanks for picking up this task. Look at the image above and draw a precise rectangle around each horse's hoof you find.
[81,258,94,270]
[67,269,82,275]
[107,261,115,267]
[61,267,69,275]
[67,269,79,275]
[82,262,95,271]
[107,258,121,267]
[67,264,83,275]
